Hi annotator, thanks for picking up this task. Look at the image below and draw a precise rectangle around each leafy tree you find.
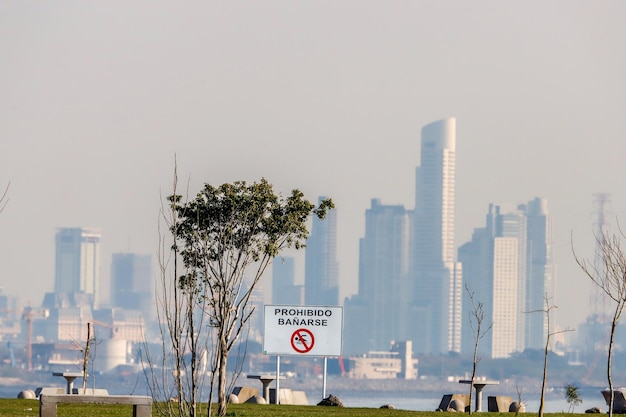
[565,383,582,413]
[170,178,333,417]
[574,230,626,417]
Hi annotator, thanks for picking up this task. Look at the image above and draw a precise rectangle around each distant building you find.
[410,118,461,354]
[346,340,418,380]
[344,199,410,355]
[391,340,418,379]
[272,256,303,305]
[247,279,265,344]
[304,196,339,306]
[0,289,19,341]
[39,291,93,343]
[458,200,553,358]
[54,227,102,306]
[48,306,94,343]
[523,198,554,350]
[31,306,145,373]
[110,253,153,320]
[0,288,18,324]
[93,307,145,343]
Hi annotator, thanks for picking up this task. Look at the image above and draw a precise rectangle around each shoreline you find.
[0,371,605,403]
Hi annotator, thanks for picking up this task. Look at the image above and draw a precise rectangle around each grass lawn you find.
[0,398,581,417]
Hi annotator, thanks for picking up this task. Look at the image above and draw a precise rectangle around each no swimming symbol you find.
[290,328,315,353]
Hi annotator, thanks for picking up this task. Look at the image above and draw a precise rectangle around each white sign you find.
[263,305,343,356]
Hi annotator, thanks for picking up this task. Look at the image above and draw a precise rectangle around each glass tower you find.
[54,227,101,305]
[110,253,153,318]
[304,196,339,306]
[359,199,411,352]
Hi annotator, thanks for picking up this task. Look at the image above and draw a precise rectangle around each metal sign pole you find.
[275,355,280,404]
[322,356,327,399]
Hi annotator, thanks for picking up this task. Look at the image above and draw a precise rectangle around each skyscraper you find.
[271,256,303,305]
[458,226,492,356]
[54,227,101,306]
[493,206,528,354]
[458,200,553,358]
[304,196,339,306]
[344,199,410,354]
[522,198,554,350]
[110,253,153,319]
[411,117,460,354]
[459,205,522,358]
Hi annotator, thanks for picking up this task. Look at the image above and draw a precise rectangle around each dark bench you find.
[39,394,152,417]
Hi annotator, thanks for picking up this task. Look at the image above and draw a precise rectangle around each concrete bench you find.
[488,395,513,412]
[602,388,626,413]
[39,394,152,417]
[438,394,470,412]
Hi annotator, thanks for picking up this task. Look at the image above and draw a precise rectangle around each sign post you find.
[276,356,280,404]
[323,356,328,398]
[263,305,343,401]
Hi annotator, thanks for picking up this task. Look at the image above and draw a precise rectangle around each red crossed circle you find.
[290,328,315,353]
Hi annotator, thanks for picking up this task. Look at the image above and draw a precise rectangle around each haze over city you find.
[1,1,625,333]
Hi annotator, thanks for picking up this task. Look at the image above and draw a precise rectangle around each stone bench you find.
[39,394,152,417]
[438,394,470,412]
[488,395,513,412]
[602,388,626,413]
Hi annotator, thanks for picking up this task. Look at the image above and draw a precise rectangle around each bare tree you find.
[142,164,211,417]
[466,284,492,416]
[574,230,626,417]
[528,294,573,417]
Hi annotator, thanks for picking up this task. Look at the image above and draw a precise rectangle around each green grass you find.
[0,399,582,417]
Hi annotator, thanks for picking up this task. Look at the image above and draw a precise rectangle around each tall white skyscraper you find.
[411,117,460,354]
[54,227,101,306]
[491,236,520,358]
[459,205,522,358]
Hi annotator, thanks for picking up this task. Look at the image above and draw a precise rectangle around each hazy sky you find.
[1,1,625,332]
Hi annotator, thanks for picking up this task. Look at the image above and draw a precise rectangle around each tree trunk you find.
[217,339,229,417]
[538,332,549,417]
[82,323,91,394]
[189,303,197,417]
[469,350,477,415]
[608,318,617,417]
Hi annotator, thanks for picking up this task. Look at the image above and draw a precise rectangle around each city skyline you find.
[1,2,625,334]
